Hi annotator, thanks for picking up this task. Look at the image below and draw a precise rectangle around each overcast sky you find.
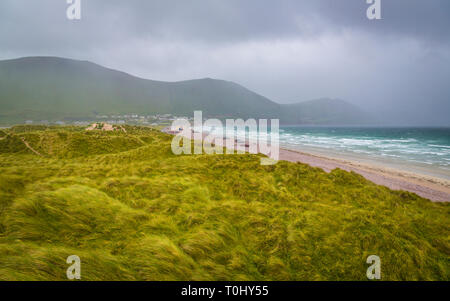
[1,0,449,125]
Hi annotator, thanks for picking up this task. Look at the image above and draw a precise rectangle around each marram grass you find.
[0,125,448,280]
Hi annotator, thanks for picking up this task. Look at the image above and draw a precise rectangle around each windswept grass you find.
[0,125,448,280]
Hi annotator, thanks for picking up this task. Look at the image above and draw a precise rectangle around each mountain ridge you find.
[0,56,373,125]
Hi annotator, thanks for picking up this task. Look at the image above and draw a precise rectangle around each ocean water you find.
[200,125,450,179]
[278,127,450,180]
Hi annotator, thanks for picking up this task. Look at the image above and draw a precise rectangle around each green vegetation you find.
[0,125,448,280]
[0,57,373,125]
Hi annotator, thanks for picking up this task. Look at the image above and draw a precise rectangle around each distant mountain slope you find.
[0,57,280,123]
[281,98,374,125]
[0,57,373,125]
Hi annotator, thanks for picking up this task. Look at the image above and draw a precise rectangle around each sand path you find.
[20,137,43,157]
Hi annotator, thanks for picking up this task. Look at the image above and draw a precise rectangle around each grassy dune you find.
[0,125,448,280]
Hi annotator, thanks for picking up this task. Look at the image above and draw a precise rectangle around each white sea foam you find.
[275,127,450,178]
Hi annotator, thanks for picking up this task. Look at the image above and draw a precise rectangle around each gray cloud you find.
[0,0,449,125]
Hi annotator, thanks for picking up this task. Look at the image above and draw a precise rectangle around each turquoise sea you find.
[200,125,450,180]
[278,127,450,180]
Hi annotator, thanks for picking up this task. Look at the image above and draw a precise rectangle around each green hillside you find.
[0,57,372,125]
[0,57,280,123]
[0,125,448,280]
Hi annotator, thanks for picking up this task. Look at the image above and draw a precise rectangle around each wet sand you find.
[164,128,450,202]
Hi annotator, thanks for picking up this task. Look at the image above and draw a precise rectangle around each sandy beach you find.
[277,147,450,202]
[164,128,450,202]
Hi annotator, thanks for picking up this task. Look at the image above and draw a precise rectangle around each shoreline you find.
[164,128,450,202]
[277,147,450,202]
